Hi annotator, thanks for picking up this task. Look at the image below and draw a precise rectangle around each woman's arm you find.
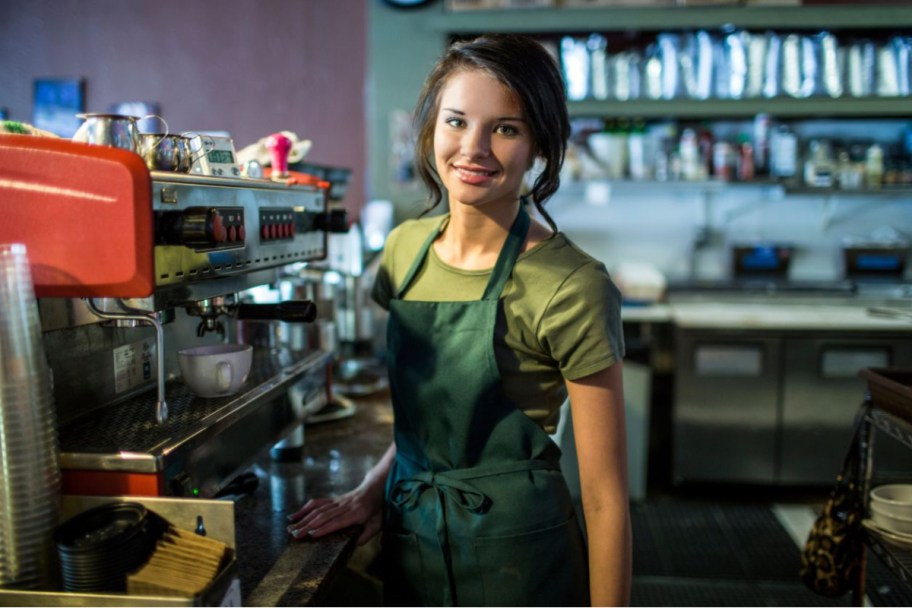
[287,441,396,545]
[566,362,631,607]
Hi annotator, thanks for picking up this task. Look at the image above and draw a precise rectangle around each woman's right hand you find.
[286,442,396,545]
[286,482,384,545]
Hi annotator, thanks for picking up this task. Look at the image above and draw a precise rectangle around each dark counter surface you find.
[230,390,393,606]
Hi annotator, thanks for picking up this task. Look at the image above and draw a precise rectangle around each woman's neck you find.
[434,201,520,270]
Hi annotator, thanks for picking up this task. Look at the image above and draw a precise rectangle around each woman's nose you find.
[461,126,491,159]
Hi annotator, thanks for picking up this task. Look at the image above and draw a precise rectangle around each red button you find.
[238,225,246,241]
[211,213,227,243]
[261,225,269,240]
[228,226,237,242]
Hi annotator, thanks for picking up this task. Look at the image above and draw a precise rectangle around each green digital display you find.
[208,149,235,164]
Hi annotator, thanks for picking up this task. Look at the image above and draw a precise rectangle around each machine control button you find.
[169,473,192,497]
[259,207,297,242]
[154,206,245,250]
[211,212,227,243]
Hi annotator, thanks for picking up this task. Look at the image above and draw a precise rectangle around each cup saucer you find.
[862,518,912,546]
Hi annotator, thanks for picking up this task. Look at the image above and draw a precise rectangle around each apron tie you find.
[390,471,491,606]
[390,471,491,514]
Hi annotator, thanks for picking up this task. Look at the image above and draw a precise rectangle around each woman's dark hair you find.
[412,34,570,231]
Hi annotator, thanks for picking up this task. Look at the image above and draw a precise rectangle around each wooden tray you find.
[860,368,912,424]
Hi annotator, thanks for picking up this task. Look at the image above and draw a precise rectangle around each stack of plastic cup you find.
[0,243,61,590]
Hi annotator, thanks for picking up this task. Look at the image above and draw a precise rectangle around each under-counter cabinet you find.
[673,329,912,486]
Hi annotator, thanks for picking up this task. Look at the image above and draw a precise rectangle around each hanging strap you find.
[838,399,873,487]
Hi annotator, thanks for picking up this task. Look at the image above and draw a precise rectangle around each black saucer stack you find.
[54,502,157,592]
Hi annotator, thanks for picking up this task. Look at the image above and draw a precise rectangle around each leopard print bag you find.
[799,402,870,598]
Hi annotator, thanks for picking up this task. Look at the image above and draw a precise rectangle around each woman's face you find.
[433,69,534,213]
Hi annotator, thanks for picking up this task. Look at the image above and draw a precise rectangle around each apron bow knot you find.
[391,471,491,514]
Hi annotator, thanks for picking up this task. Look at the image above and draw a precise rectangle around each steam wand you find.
[84,298,168,424]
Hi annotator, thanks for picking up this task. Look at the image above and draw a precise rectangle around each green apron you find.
[381,207,589,607]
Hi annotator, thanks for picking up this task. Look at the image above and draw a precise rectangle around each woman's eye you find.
[444,116,465,128]
[496,124,520,136]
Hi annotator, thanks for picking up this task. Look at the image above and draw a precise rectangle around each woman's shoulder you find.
[521,232,610,279]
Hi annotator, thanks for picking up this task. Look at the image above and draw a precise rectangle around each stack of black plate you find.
[54,502,156,592]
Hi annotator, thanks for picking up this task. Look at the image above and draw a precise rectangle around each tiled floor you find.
[630,497,851,607]
[631,494,912,607]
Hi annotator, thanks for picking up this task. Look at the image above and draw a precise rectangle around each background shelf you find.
[430,5,912,33]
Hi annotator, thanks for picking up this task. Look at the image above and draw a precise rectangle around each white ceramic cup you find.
[178,344,253,398]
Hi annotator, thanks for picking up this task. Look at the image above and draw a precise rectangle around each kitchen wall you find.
[0,0,367,217]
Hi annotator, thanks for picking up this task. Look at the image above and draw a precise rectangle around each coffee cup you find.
[178,344,253,398]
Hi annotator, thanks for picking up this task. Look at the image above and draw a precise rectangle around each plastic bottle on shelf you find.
[680,128,702,181]
[737,134,755,182]
[588,34,609,101]
[865,142,884,190]
[803,139,835,188]
[627,119,651,181]
[770,124,798,180]
[712,141,734,181]
[752,113,771,175]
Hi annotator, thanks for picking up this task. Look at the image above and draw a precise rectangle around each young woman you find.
[288,34,631,607]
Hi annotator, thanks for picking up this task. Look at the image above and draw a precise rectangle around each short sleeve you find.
[538,261,625,380]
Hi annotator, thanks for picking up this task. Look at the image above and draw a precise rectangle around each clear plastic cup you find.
[0,243,61,589]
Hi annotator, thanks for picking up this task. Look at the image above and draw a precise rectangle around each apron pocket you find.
[473,516,589,607]
[381,530,430,607]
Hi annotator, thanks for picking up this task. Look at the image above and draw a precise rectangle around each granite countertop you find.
[226,389,393,606]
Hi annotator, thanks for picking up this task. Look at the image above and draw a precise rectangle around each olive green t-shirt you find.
[372,214,625,433]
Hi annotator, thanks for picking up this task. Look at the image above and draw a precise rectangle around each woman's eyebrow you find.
[441,108,526,122]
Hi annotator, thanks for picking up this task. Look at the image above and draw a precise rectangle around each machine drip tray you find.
[58,348,332,484]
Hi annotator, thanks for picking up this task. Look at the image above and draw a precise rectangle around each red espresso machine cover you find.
[0,134,154,297]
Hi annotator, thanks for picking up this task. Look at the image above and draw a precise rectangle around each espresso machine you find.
[0,134,347,499]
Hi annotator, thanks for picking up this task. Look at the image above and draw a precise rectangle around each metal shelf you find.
[555,178,912,199]
[568,97,912,119]
[429,5,912,33]
[864,529,912,586]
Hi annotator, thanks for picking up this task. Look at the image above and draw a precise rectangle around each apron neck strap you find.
[482,205,529,301]
[395,205,530,301]
[395,215,449,299]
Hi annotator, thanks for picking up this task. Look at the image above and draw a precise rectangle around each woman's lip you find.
[453,165,497,177]
[453,165,497,185]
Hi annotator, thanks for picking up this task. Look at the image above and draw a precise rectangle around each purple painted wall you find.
[0,0,367,215]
